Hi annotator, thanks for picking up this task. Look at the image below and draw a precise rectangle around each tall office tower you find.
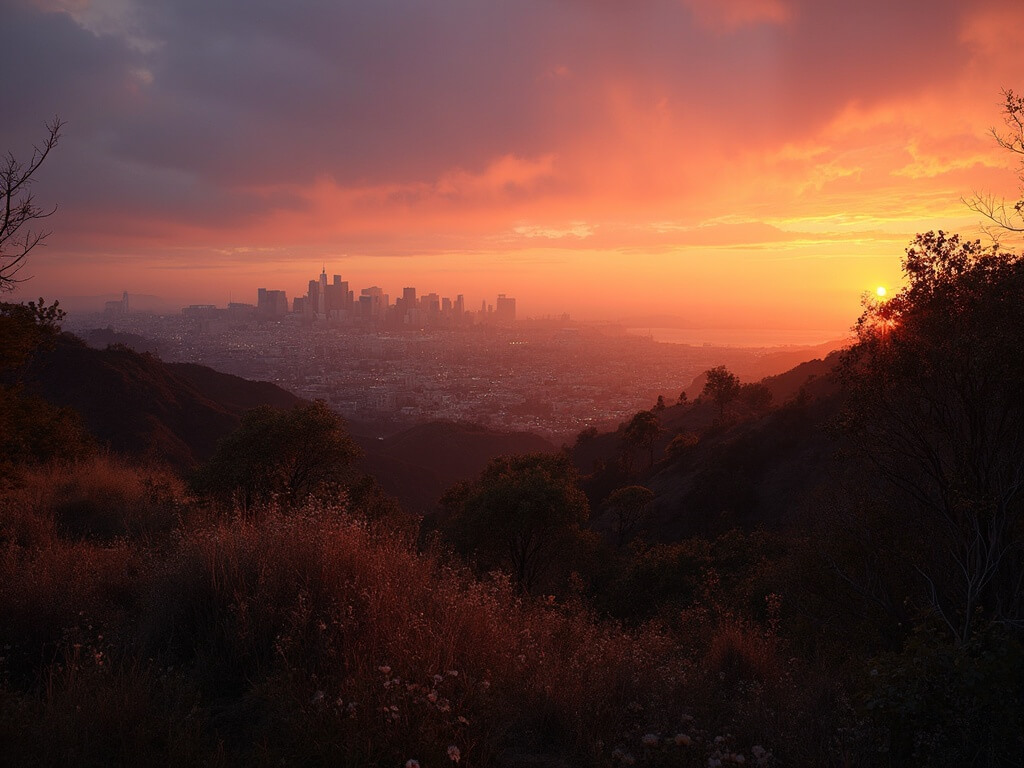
[121,291,130,313]
[442,297,452,313]
[423,292,440,315]
[258,288,268,312]
[454,294,465,316]
[269,290,288,316]
[318,267,328,316]
[307,279,319,317]
[496,294,516,323]
[360,286,386,321]
[402,287,417,309]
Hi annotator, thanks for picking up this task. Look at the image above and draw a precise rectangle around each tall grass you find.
[0,459,853,766]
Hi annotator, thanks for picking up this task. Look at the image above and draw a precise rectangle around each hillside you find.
[574,351,849,539]
[24,333,303,469]
[358,420,557,514]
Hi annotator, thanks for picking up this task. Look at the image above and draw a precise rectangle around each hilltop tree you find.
[623,410,661,470]
[0,298,93,468]
[740,381,773,412]
[193,400,361,509]
[442,453,590,593]
[839,231,1024,644]
[702,365,741,421]
[1,118,63,291]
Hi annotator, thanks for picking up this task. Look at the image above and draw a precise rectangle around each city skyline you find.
[4,2,1024,334]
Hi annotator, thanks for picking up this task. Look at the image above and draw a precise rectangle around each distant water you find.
[627,327,844,348]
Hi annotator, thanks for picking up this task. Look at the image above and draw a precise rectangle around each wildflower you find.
[457,716,470,725]
[427,691,439,703]
[674,734,692,746]
[405,761,421,768]
[641,733,659,747]
[447,745,461,763]
[378,665,392,675]
[433,674,445,684]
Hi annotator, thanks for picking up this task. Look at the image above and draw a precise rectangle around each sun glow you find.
[876,286,887,297]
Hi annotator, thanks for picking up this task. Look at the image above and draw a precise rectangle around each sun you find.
[876,286,887,297]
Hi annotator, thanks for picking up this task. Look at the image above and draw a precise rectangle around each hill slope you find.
[358,420,557,514]
[25,334,303,469]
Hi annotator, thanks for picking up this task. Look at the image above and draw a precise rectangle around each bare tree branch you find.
[0,117,64,292]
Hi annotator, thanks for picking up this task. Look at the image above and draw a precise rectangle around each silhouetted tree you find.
[740,381,773,412]
[677,390,688,405]
[575,426,599,446]
[606,484,654,546]
[966,89,1024,238]
[193,400,361,509]
[1,119,63,291]
[665,431,698,460]
[624,410,660,470]
[839,231,1024,644]
[702,365,741,421]
[653,395,666,412]
[442,453,589,593]
[0,298,66,373]
[1,298,93,467]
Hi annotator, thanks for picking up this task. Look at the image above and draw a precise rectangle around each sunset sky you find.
[3,0,1023,337]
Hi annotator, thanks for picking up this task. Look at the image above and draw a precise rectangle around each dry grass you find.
[0,460,858,766]
[2,455,186,542]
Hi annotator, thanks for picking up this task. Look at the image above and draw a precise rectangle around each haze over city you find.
[4,0,1024,338]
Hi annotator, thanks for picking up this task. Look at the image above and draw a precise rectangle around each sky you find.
[3,0,1023,336]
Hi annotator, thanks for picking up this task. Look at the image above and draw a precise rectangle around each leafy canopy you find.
[442,452,589,593]
[193,400,361,509]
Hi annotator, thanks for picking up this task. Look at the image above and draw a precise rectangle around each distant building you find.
[257,288,288,318]
[496,294,516,323]
[104,290,130,316]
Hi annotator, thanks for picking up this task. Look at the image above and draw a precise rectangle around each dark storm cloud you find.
[0,0,999,228]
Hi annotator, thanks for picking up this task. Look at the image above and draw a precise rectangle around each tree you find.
[442,453,590,593]
[965,89,1024,239]
[1,298,93,469]
[192,400,361,509]
[653,394,666,412]
[623,409,661,470]
[677,390,688,405]
[605,485,654,547]
[0,298,66,373]
[740,381,773,412]
[702,365,741,421]
[839,231,1024,644]
[1,118,64,291]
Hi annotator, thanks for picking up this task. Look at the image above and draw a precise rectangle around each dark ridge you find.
[24,333,303,469]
